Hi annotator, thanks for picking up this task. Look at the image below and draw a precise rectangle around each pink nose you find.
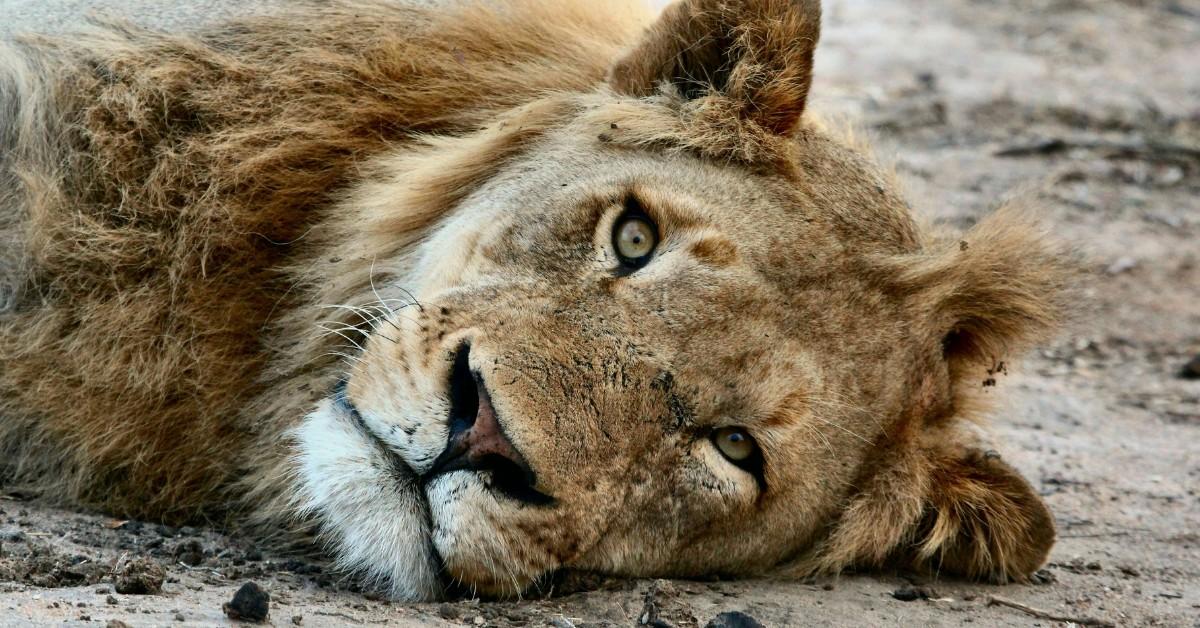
[442,382,525,474]
[425,344,549,504]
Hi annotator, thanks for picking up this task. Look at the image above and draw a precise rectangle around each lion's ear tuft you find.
[911,446,1055,582]
[889,203,1080,377]
[608,0,822,136]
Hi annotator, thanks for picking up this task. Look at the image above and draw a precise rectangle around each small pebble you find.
[114,558,165,595]
[291,615,303,625]
[117,520,144,534]
[173,540,205,567]
[891,585,932,602]
[1031,569,1057,585]
[1180,355,1200,380]
[223,581,271,623]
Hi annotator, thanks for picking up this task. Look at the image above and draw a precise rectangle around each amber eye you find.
[612,213,658,268]
[713,427,758,463]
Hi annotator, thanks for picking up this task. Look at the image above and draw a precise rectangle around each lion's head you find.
[291,0,1071,600]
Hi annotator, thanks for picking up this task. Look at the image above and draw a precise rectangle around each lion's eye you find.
[713,427,757,463]
[612,213,658,268]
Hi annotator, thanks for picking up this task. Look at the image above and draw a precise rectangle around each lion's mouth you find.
[330,384,457,590]
[326,343,556,596]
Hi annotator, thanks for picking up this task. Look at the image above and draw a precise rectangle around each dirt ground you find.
[2,0,1198,626]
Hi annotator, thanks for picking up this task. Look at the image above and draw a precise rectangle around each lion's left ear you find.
[804,205,1076,581]
[888,203,1078,390]
[608,0,822,136]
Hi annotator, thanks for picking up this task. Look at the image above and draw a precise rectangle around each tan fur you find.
[0,0,1076,598]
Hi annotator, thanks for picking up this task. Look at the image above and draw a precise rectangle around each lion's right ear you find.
[608,0,822,136]
[807,437,1055,583]
[910,443,1056,581]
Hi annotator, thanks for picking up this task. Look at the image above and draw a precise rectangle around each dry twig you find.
[987,595,1115,627]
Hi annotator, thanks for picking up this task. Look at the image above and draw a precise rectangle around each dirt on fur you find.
[2,0,1198,626]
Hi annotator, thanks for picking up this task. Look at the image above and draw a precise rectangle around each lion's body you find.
[0,0,1074,600]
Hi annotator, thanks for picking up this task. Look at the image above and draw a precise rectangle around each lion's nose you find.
[424,343,552,505]
[435,375,525,480]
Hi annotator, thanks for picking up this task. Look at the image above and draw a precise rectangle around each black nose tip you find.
[425,343,552,505]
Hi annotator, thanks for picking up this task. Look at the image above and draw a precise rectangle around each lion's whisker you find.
[810,390,887,432]
[802,392,887,434]
[316,325,367,352]
[316,320,367,335]
[393,285,424,313]
[368,256,396,318]
[362,301,422,330]
[798,421,837,459]
[808,415,872,445]
[322,351,363,365]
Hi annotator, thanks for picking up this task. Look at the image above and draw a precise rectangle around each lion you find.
[0,0,1075,600]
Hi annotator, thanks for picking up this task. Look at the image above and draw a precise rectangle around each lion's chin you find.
[425,471,551,598]
[293,398,444,601]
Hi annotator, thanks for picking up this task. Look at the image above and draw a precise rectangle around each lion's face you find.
[316,135,901,596]
[295,0,1062,600]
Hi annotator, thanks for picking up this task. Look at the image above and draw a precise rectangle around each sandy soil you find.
[2,0,1198,626]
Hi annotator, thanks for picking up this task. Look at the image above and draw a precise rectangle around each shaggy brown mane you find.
[0,0,647,521]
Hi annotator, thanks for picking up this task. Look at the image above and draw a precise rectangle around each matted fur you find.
[0,0,1077,599]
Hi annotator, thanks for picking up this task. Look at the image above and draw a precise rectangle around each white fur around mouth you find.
[292,398,443,601]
